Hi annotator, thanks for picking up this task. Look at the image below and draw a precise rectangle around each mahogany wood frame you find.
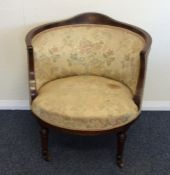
[25,12,152,168]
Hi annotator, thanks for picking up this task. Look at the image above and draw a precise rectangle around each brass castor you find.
[116,155,124,168]
[42,151,51,161]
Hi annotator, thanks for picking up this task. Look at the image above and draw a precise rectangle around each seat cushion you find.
[32,75,139,131]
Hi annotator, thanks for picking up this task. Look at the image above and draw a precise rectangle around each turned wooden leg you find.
[116,130,127,168]
[40,126,51,161]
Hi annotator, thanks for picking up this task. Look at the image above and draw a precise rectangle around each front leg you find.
[40,126,51,161]
[116,130,127,168]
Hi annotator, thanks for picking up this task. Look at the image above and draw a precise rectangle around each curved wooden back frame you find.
[25,12,152,135]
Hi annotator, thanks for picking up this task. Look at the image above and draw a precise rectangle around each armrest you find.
[26,46,38,103]
[133,49,151,111]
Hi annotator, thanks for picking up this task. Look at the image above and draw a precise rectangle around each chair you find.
[25,12,151,168]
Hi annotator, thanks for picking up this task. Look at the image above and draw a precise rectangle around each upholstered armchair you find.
[26,13,151,168]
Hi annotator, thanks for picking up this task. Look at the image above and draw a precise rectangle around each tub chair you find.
[25,12,151,168]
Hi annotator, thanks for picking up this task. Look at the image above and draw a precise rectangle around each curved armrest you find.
[26,46,38,103]
[133,47,151,111]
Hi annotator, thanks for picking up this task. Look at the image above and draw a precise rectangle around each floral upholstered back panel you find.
[32,24,145,94]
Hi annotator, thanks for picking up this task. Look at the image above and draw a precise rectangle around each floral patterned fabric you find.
[32,75,139,131]
[32,24,144,94]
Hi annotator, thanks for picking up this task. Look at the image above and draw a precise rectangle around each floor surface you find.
[0,111,170,175]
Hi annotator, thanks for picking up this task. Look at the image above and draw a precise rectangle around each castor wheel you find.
[42,151,51,161]
[116,155,124,168]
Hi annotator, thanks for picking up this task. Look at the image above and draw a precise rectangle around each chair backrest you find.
[30,14,146,94]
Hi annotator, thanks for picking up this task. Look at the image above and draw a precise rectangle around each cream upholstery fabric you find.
[32,76,139,131]
[32,24,144,94]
